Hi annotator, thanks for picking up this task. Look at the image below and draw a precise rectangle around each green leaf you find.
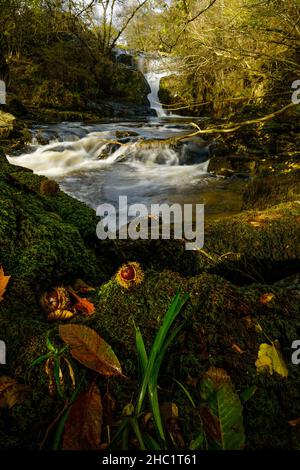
[240,385,257,404]
[136,292,188,415]
[200,367,245,450]
[190,432,205,450]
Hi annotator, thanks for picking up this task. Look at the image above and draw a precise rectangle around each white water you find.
[7,120,216,211]
[138,55,170,117]
[5,58,241,218]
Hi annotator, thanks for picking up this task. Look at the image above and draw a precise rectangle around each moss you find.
[108,64,150,106]
[1,150,300,449]
[86,269,300,449]
[3,266,300,449]
[208,155,258,176]
[242,170,300,210]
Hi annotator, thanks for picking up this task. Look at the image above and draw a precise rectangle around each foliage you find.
[255,341,289,378]
[59,324,122,377]
[199,367,245,450]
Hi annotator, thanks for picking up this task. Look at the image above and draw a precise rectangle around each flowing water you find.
[6,58,244,221]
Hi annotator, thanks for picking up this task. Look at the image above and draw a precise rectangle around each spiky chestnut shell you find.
[116,262,144,289]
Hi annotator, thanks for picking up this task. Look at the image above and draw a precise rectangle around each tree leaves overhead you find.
[0,376,31,409]
[59,324,122,377]
[0,266,10,303]
[63,382,102,450]
[255,341,288,378]
[200,367,245,450]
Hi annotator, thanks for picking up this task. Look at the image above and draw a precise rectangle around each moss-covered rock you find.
[2,266,300,449]
[108,63,150,106]
[208,155,257,176]
[242,170,300,210]
[1,150,300,449]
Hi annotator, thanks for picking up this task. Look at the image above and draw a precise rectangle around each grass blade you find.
[137,292,189,415]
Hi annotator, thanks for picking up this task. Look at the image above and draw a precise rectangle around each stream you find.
[7,58,244,221]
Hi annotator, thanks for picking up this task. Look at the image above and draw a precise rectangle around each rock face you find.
[108,63,150,106]
[0,148,300,449]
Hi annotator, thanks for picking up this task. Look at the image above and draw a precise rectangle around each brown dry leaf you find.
[260,293,275,305]
[288,417,300,427]
[102,391,117,427]
[67,287,95,316]
[63,382,102,450]
[242,316,263,333]
[0,376,31,409]
[59,324,122,377]
[200,404,221,442]
[0,266,11,302]
[161,402,179,422]
[231,343,244,354]
[74,298,95,316]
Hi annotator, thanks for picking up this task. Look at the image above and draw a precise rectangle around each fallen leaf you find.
[242,316,263,333]
[200,367,245,450]
[161,402,179,422]
[73,298,95,316]
[260,293,275,305]
[288,417,300,427]
[68,287,95,316]
[0,266,10,302]
[102,391,117,427]
[47,309,76,322]
[231,343,244,354]
[63,382,102,450]
[0,376,31,409]
[59,324,122,376]
[255,341,288,378]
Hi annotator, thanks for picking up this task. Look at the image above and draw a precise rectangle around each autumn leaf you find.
[68,287,95,316]
[0,266,10,302]
[288,417,300,427]
[73,298,95,316]
[63,382,102,450]
[0,376,31,409]
[47,309,76,322]
[260,293,275,305]
[255,341,288,378]
[59,324,122,376]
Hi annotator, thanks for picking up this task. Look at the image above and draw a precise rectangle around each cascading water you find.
[6,119,243,219]
[138,55,169,117]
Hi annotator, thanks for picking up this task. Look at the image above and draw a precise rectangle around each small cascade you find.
[138,55,169,117]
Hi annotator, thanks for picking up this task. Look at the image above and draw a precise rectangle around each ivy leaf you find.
[0,266,10,302]
[200,367,245,450]
[63,382,102,450]
[255,341,288,378]
[59,324,122,376]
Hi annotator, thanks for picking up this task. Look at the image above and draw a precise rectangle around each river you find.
[7,57,244,221]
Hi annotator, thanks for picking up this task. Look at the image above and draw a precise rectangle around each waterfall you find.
[138,55,169,117]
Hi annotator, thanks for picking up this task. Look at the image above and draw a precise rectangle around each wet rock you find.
[115,130,139,139]
[116,53,134,67]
